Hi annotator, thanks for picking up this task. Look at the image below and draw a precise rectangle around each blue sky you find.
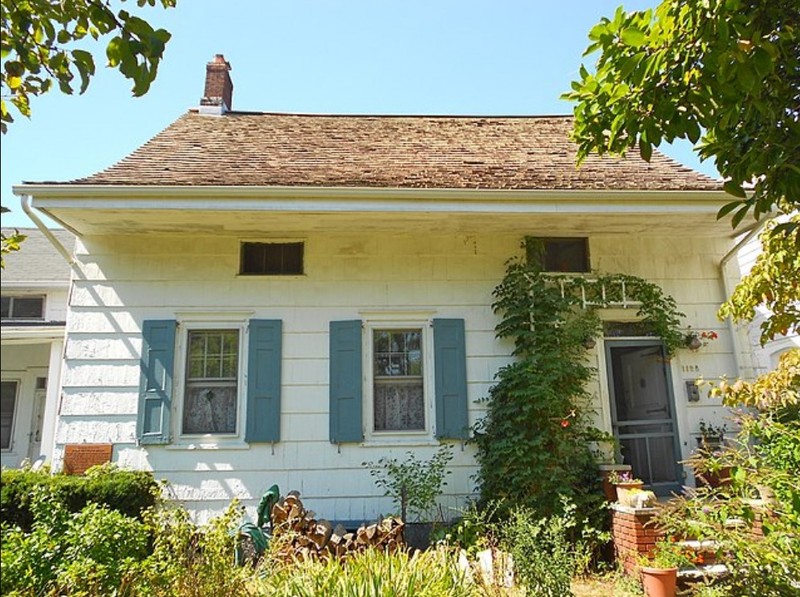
[1,0,718,229]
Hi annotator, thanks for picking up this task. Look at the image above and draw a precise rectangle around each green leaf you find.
[731,204,751,228]
[620,28,646,48]
[723,180,747,199]
[106,36,125,67]
[639,141,652,162]
[717,200,742,219]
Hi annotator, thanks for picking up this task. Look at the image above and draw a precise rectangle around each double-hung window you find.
[329,317,468,444]
[137,317,282,446]
[370,326,430,436]
[183,329,240,435]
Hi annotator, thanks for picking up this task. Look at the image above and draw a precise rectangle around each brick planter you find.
[611,503,664,574]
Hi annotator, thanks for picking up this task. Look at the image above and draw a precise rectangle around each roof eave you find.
[13,183,726,204]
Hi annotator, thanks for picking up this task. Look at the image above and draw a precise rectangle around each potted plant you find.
[608,470,644,503]
[683,328,718,351]
[639,539,693,597]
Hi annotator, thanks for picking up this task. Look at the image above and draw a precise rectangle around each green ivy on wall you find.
[473,240,685,517]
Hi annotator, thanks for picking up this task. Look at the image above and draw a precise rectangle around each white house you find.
[12,55,757,523]
[1,227,73,469]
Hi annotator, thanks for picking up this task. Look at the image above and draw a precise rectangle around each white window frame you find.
[172,312,252,445]
[0,379,19,452]
[362,313,436,443]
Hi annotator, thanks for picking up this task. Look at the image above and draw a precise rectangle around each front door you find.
[606,340,682,495]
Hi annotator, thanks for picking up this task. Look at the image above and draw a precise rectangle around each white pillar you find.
[40,338,63,466]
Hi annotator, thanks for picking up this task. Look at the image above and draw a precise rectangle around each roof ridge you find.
[187,109,576,119]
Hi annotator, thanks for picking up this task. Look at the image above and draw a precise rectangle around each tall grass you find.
[255,545,481,597]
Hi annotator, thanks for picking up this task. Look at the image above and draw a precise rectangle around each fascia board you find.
[15,184,730,214]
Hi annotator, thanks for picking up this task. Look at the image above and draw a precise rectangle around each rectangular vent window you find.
[527,238,590,273]
[240,242,304,276]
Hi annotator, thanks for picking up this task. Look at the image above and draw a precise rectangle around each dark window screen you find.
[529,238,590,272]
[240,242,304,275]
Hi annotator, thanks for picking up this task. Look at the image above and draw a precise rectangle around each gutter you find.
[20,194,77,266]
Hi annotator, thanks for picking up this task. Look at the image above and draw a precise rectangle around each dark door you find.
[606,340,682,495]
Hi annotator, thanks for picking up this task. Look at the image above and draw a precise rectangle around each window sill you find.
[360,438,441,448]
[166,440,251,451]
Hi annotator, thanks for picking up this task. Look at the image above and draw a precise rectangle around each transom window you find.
[183,329,239,435]
[240,242,304,275]
[1,296,44,320]
[372,329,425,432]
[1,381,18,450]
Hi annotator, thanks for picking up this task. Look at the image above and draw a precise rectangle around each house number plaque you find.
[63,443,113,475]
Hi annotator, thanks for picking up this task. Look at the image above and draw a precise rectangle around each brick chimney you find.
[199,54,233,115]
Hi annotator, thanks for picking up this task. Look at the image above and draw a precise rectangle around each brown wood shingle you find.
[65,112,720,191]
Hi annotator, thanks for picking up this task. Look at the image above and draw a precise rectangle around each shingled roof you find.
[66,112,719,191]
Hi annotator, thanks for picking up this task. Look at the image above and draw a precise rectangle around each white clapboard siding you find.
[57,231,738,523]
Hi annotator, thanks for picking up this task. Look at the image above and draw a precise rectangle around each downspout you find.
[19,193,76,468]
[718,219,768,378]
[19,194,77,266]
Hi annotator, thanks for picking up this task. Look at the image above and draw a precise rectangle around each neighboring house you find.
[735,225,800,372]
[14,55,753,522]
[1,228,73,469]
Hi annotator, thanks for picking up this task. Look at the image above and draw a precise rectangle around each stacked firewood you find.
[270,490,405,561]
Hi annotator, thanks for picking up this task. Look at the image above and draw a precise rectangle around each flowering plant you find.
[684,327,719,350]
[607,470,642,485]
[639,538,698,569]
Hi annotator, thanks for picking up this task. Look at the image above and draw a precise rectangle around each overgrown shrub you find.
[0,464,160,531]
[363,445,453,523]
[656,350,800,596]
[130,501,254,596]
[1,488,150,596]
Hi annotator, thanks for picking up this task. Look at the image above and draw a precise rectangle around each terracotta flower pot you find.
[641,566,678,597]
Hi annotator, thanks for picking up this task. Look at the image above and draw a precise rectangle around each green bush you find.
[2,487,150,596]
[1,464,160,531]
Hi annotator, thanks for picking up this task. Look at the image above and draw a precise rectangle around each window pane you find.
[0,297,9,319]
[374,381,425,431]
[206,334,221,357]
[182,384,237,434]
[374,331,389,352]
[1,381,17,449]
[189,358,204,378]
[408,350,422,375]
[206,357,222,378]
[13,297,44,318]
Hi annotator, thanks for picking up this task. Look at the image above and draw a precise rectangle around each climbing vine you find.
[473,241,685,517]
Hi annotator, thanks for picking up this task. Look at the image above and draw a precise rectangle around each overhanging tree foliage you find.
[1,0,176,133]
[563,0,799,227]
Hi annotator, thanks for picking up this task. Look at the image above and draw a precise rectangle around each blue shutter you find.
[246,320,282,443]
[137,320,176,445]
[329,320,363,443]
[433,318,469,439]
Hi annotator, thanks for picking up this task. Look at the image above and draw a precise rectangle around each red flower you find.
[560,419,570,428]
